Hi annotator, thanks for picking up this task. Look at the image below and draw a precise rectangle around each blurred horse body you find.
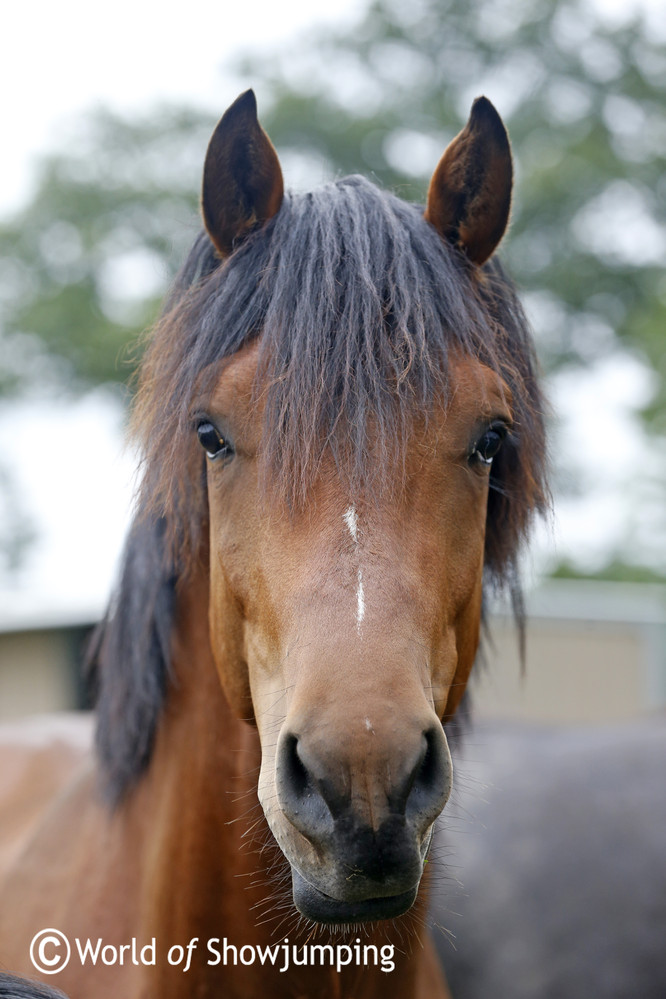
[435,717,666,998]
[0,716,91,877]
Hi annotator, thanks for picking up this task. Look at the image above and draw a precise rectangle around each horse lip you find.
[291,867,419,924]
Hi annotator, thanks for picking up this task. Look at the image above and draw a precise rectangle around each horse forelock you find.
[92,174,549,801]
[135,176,548,574]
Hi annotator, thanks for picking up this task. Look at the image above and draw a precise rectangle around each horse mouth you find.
[291,867,419,923]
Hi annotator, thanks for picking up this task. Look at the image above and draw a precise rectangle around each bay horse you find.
[0,90,547,998]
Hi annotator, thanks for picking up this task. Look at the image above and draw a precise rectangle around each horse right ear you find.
[202,90,284,257]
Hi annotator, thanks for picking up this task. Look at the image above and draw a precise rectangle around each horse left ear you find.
[425,97,512,266]
[202,89,284,257]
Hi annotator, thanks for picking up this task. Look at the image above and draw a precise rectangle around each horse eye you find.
[197,421,233,460]
[471,425,507,467]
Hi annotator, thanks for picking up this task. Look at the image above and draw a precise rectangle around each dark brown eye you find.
[197,421,233,460]
[471,424,507,467]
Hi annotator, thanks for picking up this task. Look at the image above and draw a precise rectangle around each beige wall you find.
[472,580,666,723]
[0,629,82,719]
[474,617,648,722]
[1,582,665,724]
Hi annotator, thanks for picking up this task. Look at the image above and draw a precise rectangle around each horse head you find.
[131,90,547,925]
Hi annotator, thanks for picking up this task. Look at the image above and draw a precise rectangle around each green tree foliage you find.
[0,106,212,391]
[244,0,666,427]
[1,0,665,577]
[1,0,663,422]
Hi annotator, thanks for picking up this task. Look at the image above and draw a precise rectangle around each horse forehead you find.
[207,339,262,413]
[444,353,513,422]
[394,354,513,456]
[203,343,509,417]
[199,340,511,484]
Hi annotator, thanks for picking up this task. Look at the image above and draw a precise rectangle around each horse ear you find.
[425,97,512,266]
[202,89,284,257]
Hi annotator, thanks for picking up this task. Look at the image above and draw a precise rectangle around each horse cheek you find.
[208,550,256,724]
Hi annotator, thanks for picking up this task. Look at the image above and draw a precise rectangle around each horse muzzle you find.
[272,719,452,922]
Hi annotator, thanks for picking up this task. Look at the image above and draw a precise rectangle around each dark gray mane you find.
[89,174,548,803]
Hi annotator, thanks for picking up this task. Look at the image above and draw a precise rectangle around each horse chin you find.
[266,804,437,924]
[290,867,420,924]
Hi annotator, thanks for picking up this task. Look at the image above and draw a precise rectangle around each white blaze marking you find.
[343,505,365,632]
[343,505,358,542]
[356,568,365,629]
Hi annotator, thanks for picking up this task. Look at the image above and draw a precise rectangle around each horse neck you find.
[130,558,265,941]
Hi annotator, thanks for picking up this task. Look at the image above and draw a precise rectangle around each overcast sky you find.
[2,0,363,215]
[3,0,661,216]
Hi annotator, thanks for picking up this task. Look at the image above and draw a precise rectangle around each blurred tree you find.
[242,0,666,428]
[0,463,35,574]
[0,106,212,391]
[1,0,664,412]
[0,107,211,573]
[0,0,664,577]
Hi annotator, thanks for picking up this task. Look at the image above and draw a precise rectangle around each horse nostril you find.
[404,724,452,827]
[277,722,451,845]
[417,728,440,791]
[281,733,309,800]
[276,731,336,838]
